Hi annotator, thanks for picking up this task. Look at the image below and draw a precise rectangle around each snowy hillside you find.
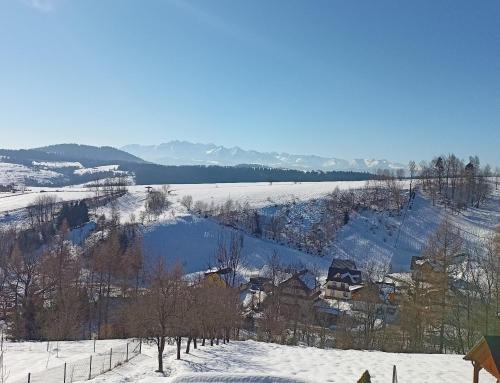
[142,216,333,276]
[20,181,367,221]
[0,145,142,186]
[0,158,128,187]
[0,181,363,223]
[2,181,498,275]
[331,193,441,270]
[4,339,494,383]
[0,187,93,223]
[122,141,406,172]
[0,161,64,185]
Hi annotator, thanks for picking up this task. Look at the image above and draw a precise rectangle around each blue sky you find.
[1,0,499,165]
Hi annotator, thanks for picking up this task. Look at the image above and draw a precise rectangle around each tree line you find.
[120,163,379,185]
[0,207,241,373]
[185,176,406,257]
[413,154,495,211]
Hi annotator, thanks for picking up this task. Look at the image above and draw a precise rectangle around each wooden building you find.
[464,336,500,383]
[324,259,362,300]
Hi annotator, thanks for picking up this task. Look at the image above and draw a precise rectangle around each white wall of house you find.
[324,281,351,299]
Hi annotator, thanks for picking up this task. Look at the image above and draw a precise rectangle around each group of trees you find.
[0,213,144,341]
[417,155,494,210]
[142,186,171,222]
[56,201,89,229]
[187,176,406,257]
[331,219,500,354]
[396,221,500,354]
[127,262,241,372]
[86,174,129,203]
[1,200,242,373]
[243,218,500,355]
[26,195,59,226]
[0,183,15,193]
[211,232,245,288]
[121,162,378,185]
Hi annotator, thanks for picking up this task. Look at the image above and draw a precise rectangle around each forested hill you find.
[119,163,377,184]
[0,144,145,168]
[35,144,146,165]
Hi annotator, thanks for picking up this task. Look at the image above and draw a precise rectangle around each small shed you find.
[464,336,500,383]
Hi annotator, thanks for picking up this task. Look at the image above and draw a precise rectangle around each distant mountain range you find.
[0,143,379,186]
[122,141,405,172]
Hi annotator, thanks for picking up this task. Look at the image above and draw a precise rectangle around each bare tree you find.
[495,166,500,190]
[408,160,416,195]
[26,195,59,227]
[180,195,193,211]
[128,261,184,372]
[423,217,463,353]
[144,188,169,221]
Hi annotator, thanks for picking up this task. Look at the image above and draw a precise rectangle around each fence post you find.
[109,348,112,371]
[392,365,398,383]
[139,339,142,354]
[27,373,31,383]
[93,338,96,353]
[126,343,129,362]
[64,363,67,383]
[88,355,92,380]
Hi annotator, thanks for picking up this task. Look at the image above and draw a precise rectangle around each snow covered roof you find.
[349,285,364,292]
[297,270,317,290]
[330,258,357,270]
[384,273,412,287]
[319,298,354,313]
[327,267,362,284]
[280,270,318,292]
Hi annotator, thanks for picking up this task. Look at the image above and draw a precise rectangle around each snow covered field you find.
[0,181,368,217]
[7,339,493,383]
[2,338,129,383]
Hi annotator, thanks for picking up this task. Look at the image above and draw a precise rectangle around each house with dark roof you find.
[325,259,362,300]
[277,270,321,311]
[248,276,273,292]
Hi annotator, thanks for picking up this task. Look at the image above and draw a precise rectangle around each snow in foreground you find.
[90,340,493,383]
[3,339,128,382]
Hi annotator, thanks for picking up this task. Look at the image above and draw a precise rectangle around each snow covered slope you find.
[92,339,495,383]
[323,188,500,271]
[143,216,332,276]
[2,182,499,275]
[0,187,94,223]
[331,193,441,271]
[0,161,63,185]
[3,338,494,383]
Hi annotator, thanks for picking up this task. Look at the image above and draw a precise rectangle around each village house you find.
[204,267,232,287]
[324,259,362,300]
[278,269,320,305]
[410,256,443,284]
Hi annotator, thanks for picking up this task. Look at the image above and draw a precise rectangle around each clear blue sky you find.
[1,0,499,165]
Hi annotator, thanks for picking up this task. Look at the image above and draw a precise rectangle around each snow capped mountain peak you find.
[121,141,405,172]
